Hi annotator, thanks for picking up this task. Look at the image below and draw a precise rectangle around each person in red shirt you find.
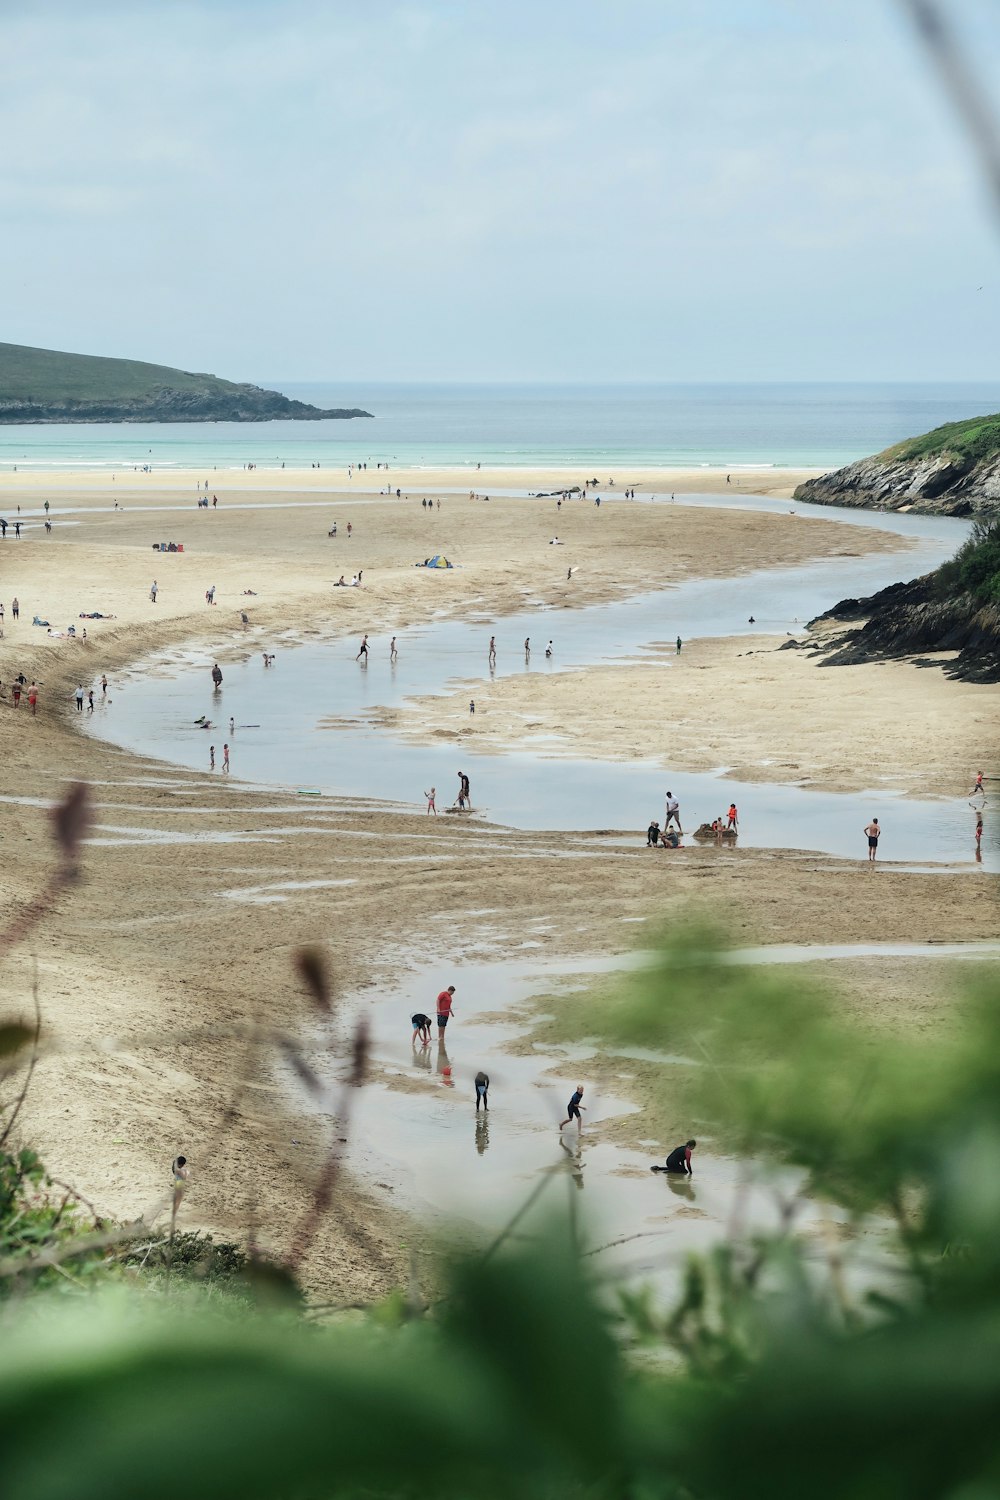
[436,985,456,1039]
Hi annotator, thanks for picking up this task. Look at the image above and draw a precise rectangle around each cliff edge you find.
[794,413,1000,517]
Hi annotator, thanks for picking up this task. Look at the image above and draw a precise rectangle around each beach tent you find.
[424,555,453,569]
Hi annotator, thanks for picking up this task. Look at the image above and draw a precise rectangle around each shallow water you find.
[295,953,918,1302]
[83,495,994,867]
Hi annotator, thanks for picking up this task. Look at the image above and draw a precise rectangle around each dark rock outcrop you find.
[811,575,1000,683]
[794,454,1000,517]
[0,385,372,424]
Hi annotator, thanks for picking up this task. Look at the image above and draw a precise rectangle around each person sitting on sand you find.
[662,828,680,849]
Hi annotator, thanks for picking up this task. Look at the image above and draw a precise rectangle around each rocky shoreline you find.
[794,453,1000,518]
[810,574,1000,684]
[0,384,373,423]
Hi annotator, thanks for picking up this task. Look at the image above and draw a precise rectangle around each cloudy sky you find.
[4,0,999,382]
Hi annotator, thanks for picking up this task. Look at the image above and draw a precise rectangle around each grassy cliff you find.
[0,342,371,422]
[882,412,1000,466]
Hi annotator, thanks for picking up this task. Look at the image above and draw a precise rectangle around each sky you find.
[3,0,1000,383]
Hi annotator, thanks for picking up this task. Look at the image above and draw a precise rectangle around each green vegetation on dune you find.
[882,411,1000,465]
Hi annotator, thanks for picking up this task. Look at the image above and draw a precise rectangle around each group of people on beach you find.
[410,982,696,1174]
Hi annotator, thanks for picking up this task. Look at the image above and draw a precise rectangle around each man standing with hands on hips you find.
[437,984,456,1040]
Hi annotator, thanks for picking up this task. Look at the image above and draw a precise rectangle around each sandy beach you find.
[0,469,994,1299]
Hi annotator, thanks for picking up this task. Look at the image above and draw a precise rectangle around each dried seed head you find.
[295,948,330,1012]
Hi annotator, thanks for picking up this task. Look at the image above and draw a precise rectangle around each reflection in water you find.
[560,1136,585,1191]
[411,1042,432,1073]
[665,1174,696,1203]
[436,1043,454,1088]
[475,1115,490,1156]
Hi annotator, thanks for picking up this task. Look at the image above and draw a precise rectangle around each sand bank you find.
[0,471,989,1299]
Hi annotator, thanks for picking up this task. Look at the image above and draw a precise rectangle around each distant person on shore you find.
[975,808,984,855]
[12,598,18,620]
[727,803,739,830]
[559,1085,586,1131]
[229,716,235,735]
[27,682,38,714]
[101,674,108,697]
[87,689,94,713]
[150,580,158,603]
[524,637,530,659]
[75,684,84,712]
[411,1012,433,1045]
[676,636,682,654]
[211,663,223,689]
[390,636,398,662]
[475,1070,490,1112]
[11,680,20,708]
[653,1139,697,1175]
[489,636,496,667]
[457,771,471,809]
[210,745,216,770]
[222,743,230,773]
[469,699,475,715]
[425,787,437,815]
[436,985,456,1039]
[545,641,553,658]
[356,633,368,663]
[864,818,880,862]
[240,611,249,629]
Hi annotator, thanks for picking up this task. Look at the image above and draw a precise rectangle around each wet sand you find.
[0,471,992,1299]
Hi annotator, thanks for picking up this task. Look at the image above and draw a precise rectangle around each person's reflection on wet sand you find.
[559,1135,585,1190]
[475,1115,490,1156]
[411,1044,432,1074]
[436,1043,454,1088]
[665,1173,695,1202]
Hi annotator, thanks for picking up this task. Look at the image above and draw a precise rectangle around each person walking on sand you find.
[559,1084,586,1130]
[425,787,437,814]
[101,674,108,697]
[475,1070,490,1112]
[12,597,19,621]
[390,636,398,662]
[676,635,682,654]
[356,633,368,663]
[27,683,38,715]
[75,684,84,712]
[222,743,230,773]
[11,680,21,708]
[864,817,880,862]
[970,770,986,798]
[469,699,475,715]
[727,802,739,831]
[150,580,158,603]
[209,745,216,770]
[411,1012,433,1045]
[488,636,496,667]
[436,985,456,1040]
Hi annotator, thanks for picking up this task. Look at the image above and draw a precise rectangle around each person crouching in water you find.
[653,1139,696,1175]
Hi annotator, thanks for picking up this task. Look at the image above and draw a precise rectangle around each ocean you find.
[1,381,999,473]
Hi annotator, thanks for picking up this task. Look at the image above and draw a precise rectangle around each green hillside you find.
[0,342,255,402]
[0,341,371,422]
[881,411,1000,465]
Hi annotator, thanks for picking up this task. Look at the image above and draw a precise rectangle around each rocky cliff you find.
[811,574,1000,684]
[794,414,1000,517]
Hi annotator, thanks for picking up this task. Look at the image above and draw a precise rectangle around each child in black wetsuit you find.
[653,1139,696,1174]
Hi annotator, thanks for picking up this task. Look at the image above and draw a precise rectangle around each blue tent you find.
[424,555,453,569]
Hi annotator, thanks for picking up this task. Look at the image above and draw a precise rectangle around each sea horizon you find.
[1,379,998,474]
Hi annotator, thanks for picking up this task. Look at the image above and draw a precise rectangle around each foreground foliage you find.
[2,932,1000,1498]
